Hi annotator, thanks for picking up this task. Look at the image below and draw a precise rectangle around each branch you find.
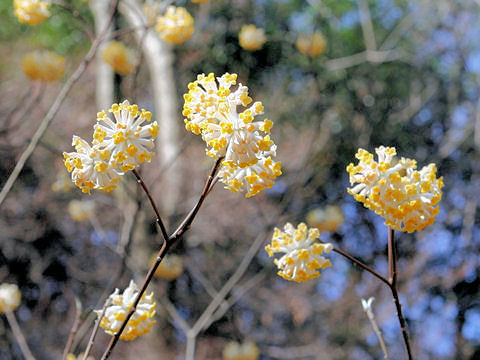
[63,297,82,359]
[358,0,377,51]
[5,311,35,360]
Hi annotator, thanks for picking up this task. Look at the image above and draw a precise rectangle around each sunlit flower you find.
[68,200,95,221]
[296,31,327,57]
[151,254,184,280]
[223,341,260,360]
[63,136,120,194]
[51,171,74,192]
[93,100,158,172]
[306,205,344,232]
[347,146,444,233]
[14,0,50,25]
[155,6,194,44]
[96,280,156,341]
[22,50,65,82]
[101,41,136,76]
[183,72,281,197]
[0,283,21,313]
[265,223,333,283]
[238,25,266,51]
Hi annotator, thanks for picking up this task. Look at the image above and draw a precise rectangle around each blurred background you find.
[1,0,480,359]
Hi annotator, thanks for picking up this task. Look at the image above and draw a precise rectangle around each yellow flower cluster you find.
[14,0,50,25]
[96,280,156,341]
[64,100,159,194]
[102,41,136,76]
[347,146,444,233]
[151,254,184,280]
[296,31,327,57]
[68,200,95,221]
[22,50,65,82]
[223,341,260,360]
[306,205,344,232]
[265,223,333,283]
[156,6,194,44]
[183,72,282,197]
[0,283,21,313]
[238,25,267,51]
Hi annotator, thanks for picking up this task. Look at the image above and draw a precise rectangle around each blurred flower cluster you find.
[22,50,65,82]
[296,31,327,57]
[0,283,21,313]
[156,6,194,44]
[151,254,184,280]
[183,72,282,197]
[96,280,156,341]
[64,100,159,193]
[347,146,443,232]
[266,223,333,283]
[102,41,136,76]
[14,0,50,25]
[238,25,266,51]
[222,341,260,360]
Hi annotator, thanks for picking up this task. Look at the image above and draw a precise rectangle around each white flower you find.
[96,280,156,341]
[0,283,21,313]
[265,223,333,283]
[93,100,159,173]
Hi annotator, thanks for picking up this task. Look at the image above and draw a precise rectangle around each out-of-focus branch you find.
[358,0,377,51]
[0,0,120,209]
[63,297,83,359]
[5,311,35,360]
[324,49,405,72]
[82,297,111,360]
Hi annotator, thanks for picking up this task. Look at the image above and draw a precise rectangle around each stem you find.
[100,158,223,359]
[132,169,169,243]
[330,246,390,286]
[62,298,82,359]
[5,311,35,360]
[387,228,413,360]
[362,299,389,360]
[83,298,111,360]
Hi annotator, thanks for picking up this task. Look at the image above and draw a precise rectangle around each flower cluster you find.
[183,72,282,197]
[265,223,333,283]
[238,25,266,51]
[22,50,65,82]
[296,31,327,57]
[102,41,136,76]
[14,0,50,25]
[96,280,156,341]
[347,146,444,233]
[64,100,159,193]
[0,283,21,313]
[306,205,344,232]
[68,200,95,221]
[156,6,194,44]
[151,254,184,280]
[222,341,260,360]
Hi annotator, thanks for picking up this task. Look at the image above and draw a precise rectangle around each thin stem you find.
[387,228,413,360]
[330,246,390,286]
[132,169,169,243]
[5,311,35,360]
[101,158,223,360]
[361,298,389,360]
[62,297,82,359]
[83,298,111,360]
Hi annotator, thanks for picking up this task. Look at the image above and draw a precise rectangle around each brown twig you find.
[387,228,413,360]
[132,169,169,243]
[62,297,83,359]
[100,157,224,360]
[82,298,111,360]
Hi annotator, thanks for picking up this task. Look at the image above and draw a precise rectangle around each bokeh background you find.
[1,0,480,359]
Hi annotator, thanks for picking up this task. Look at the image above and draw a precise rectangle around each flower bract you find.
[96,280,156,341]
[346,146,444,233]
[0,283,21,313]
[238,25,266,51]
[22,50,65,82]
[155,6,194,44]
[265,223,333,283]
